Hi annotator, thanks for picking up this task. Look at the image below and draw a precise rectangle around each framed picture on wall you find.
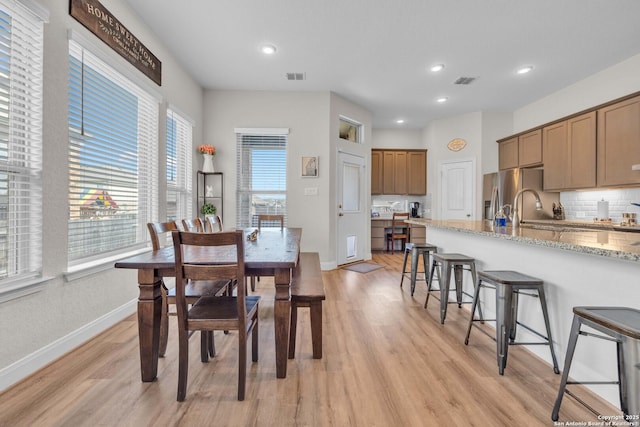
[302,156,318,178]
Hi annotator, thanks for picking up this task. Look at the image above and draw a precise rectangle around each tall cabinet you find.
[196,171,224,221]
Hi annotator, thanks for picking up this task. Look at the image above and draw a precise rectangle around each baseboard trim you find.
[0,299,137,392]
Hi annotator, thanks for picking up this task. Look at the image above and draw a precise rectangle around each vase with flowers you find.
[198,144,216,173]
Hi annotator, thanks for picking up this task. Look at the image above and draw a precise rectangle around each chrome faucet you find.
[512,188,542,232]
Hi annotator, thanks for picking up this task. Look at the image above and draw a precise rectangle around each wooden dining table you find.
[114,227,301,381]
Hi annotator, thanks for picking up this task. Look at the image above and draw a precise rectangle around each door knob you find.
[339,212,344,217]
[466,214,471,217]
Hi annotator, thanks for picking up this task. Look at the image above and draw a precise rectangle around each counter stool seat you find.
[400,242,437,296]
[464,270,559,376]
[552,306,640,421]
[425,253,479,324]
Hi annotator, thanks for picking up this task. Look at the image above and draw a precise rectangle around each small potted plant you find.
[201,203,217,216]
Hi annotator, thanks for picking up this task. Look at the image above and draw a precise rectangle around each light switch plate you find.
[304,187,318,196]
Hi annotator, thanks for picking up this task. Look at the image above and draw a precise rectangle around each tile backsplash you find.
[560,188,640,222]
[371,194,432,218]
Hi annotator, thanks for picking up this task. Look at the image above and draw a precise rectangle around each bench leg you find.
[310,301,323,359]
[288,302,298,359]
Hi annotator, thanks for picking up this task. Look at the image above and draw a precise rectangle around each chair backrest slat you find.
[147,221,178,251]
[182,218,205,233]
[257,214,284,231]
[172,230,246,322]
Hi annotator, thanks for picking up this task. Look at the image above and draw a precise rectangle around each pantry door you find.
[440,159,475,220]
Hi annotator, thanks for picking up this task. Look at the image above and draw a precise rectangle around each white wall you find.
[0,0,203,390]
[513,53,640,132]
[203,90,372,267]
[371,128,423,149]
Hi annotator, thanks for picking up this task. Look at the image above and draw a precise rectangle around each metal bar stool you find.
[552,306,640,421]
[464,270,559,376]
[400,242,437,296]
[425,253,480,324]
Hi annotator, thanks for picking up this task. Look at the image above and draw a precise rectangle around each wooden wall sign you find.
[70,0,162,86]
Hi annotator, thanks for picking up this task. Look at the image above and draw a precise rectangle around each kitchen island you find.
[407,218,640,410]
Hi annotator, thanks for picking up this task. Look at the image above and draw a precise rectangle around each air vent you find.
[286,72,306,81]
[454,76,476,85]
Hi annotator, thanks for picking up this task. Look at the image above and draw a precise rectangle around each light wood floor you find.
[0,253,618,426]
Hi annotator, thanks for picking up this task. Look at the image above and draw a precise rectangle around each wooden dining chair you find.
[147,221,231,358]
[386,212,410,254]
[182,217,205,233]
[257,214,284,231]
[172,230,260,401]
[250,214,285,291]
[206,214,224,232]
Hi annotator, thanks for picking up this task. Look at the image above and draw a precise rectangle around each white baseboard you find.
[0,299,137,392]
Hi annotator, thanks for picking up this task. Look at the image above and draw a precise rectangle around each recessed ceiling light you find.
[436,97,448,103]
[396,119,405,124]
[261,44,277,55]
[516,65,534,75]
[430,64,445,72]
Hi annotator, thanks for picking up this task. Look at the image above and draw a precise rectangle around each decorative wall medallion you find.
[447,138,467,152]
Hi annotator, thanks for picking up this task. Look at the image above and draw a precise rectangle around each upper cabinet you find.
[543,112,596,190]
[597,95,640,187]
[499,91,640,191]
[407,151,427,195]
[498,137,518,170]
[498,130,542,170]
[518,129,543,167]
[371,150,383,194]
[372,149,427,195]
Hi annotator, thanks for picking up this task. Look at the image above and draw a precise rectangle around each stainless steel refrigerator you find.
[482,168,559,222]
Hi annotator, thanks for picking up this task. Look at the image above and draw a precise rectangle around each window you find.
[0,1,45,286]
[166,109,193,223]
[235,129,288,228]
[68,40,158,264]
[339,116,362,143]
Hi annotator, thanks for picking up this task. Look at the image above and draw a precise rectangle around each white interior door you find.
[440,159,475,220]
[337,151,366,265]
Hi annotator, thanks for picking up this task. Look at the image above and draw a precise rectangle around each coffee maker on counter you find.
[410,202,420,218]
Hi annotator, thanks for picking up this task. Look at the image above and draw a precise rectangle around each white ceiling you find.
[124,0,640,129]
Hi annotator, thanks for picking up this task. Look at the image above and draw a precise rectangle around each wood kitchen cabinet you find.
[371,150,383,194]
[543,112,596,190]
[407,151,427,195]
[518,129,543,167]
[383,151,407,194]
[499,131,542,170]
[373,149,427,195]
[498,137,518,170]
[371,220,425,251]
[597,95,640,187]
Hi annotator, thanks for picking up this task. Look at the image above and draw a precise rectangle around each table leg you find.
[274,267,292,378]
[137,269,163,382]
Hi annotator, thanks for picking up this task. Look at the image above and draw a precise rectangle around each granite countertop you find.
[406,218,640,262]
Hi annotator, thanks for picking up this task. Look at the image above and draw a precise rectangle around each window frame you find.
[166,107,193,224]
[235,128,289,229]
[0,0,47,299]
[67,35,160,269]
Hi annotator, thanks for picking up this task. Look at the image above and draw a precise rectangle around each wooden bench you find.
[289,252,326,359]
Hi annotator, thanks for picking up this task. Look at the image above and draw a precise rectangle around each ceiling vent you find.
[286,72,306,81]
[454,76,476,85]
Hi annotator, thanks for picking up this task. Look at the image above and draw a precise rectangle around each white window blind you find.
[0,0,44,284]
[235,130,288,228]
[166,108,193,223]
[68,40,159,264]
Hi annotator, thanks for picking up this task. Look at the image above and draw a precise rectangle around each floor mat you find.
[342,262,383,273]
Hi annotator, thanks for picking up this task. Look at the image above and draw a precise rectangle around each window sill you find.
[0,275,55,304]
[64,248,150,282]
